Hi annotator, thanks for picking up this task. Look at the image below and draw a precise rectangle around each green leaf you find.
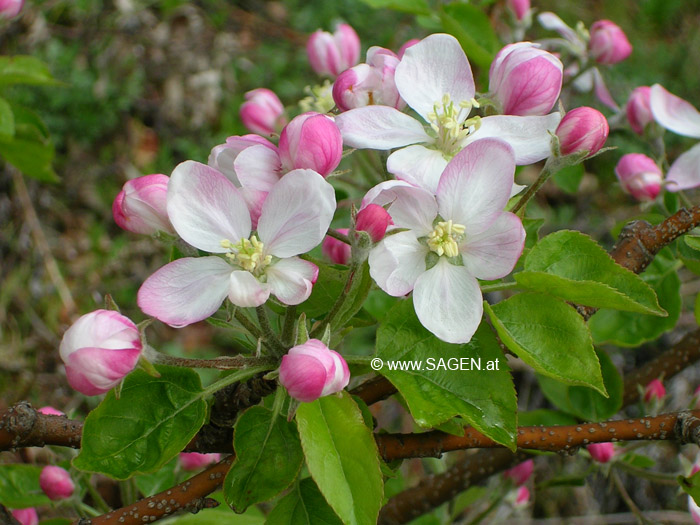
[163,495,265,524]
[0,56,58,86]
[265,478,343,525]
[523,217,545,250]
[0,137,58,183]
[552,164,584,194]
[298,260,347,318]
[224,406,303,513]
[439,4,498,69]
[515,230,665,315]
[73,365,208,480]
[0,97,14,137]
[679,470,700,506]
[0,464,51,508]
[296,392,383,525]
[485,293,605,395]
[589,251,681,347]
[376,299,517,449]
[685,235,700,252]
[620,453,655,468]
[135,458,177,497]
[357,0,431,15]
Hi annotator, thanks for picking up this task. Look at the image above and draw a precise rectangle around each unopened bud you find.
[615,153,662,201]
[555,106,609,156]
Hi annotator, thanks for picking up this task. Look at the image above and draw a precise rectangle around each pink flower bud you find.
[113,174,175,235]
[0,0,23,18]
[39,466,74,501]
[356,204,393,242]
[489,43,563,116]
[397,39,420,59]
[278,112,343,176]
[239,88,287,136]
[37,406,64,416]
[615,153,663,202]
[322,228,351,265]
[644,378,666,402]
[626,86,653,135]
[507,0,530,22]
[179,452,221,471]
[11,508,38,525]
[504,459,533,486]
[514,486,530,507]
[307,23,360,77]
[556,107,609,156]
[279,339,350,403]
[588,20,632,65]
[587,442,615,463]
[59,310,142,396]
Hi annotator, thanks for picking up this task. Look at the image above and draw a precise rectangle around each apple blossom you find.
[0,0,22,18]
[504,459,533,486]
[39,466,75,501]
[615,154,663,202]
[507,0,530,22]
[488,42,563,116]
[322,228,351,265]
[10,508,38,525]
[112,174,175,235]
[649,84,700,190]
[179,452,221,471]
[626,87,653,135]
[356,204,393,243]
[397,39,420,59]
[587,442,615,463]
[335,33,561,194]
[555,107,609,156]
[59,310,142,396]
[239,88,286,135]
[278,112,343,176]
[279,339,350,402]
[365,139,525,343]
[588,20,632,65]
[138,162,335,327]
[307,23,360,77]
[644,378,665,402]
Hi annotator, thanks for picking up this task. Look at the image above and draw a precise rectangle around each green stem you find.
[256,305,287,356]
[511,161,555,215]
[343,355,374,365]
[146,347,276,370]
[281,305,297,346]
[327,228,352,245]
[234,309,265,340]
[271,386,287,419]
[480,281,519,293]
[468,492,505,525]
[202,365,274,398]
[82,474,111,513]
[615,462,679,486]
[310,261,360,338]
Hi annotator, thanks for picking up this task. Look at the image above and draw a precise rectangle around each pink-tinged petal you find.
[258,169,336,258]
[361,180,437,236]
[280,352,327,402]
[537,12,585,49]
[228,270,270,308]
[413,258,482,344]
[233,144,282,192]
[437,139,516,235]
[38,406,64,416]
[168,161,251,252]
[239,187,268,230]
[322,349,351,396]
[395,34,475,121]
[650,84,700,139]
[334,106,431,149]
[592,68,620,111]
[138,257,232,327]
[65,346,141,395]
[11,508,38,525]
[469,113,561,164]
[266,257,319,305]
[387,145,449,194]
[368,231,428,296]
[60,310,140,362]
[666,142,700,191]
[689,495,700,525]
[461,212,525,280]
[179,452,222,471]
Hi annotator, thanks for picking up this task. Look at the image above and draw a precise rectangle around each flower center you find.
[221,235,272,276]
[427,94,482,156]
[427,220,465,258]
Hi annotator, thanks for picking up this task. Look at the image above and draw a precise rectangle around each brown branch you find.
[0,401,82,450]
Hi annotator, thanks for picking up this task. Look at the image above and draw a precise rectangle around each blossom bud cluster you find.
[279,340,350,402]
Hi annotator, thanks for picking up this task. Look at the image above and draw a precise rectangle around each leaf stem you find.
[310,261,359,337]
[256,305,287,356]
[147,348,277,370]
[480,281,520,293]
[327,228,351,245]
[202,365,274,398]
[281,305,297,346]
[511,160,555,215]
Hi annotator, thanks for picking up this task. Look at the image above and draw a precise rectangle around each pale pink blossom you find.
[587,442,615,463]
[644,378,666,402]
[179,452,221,471]
[138,163,335,327]
[279,339,350,402]
[504,459,534,486]
[365,139,525,343]
[239,88,287,135]
[397,39,420,59]
[11,508,38,525]
[0,0,23,18]
[335,34,561,194]
[689,495,700,525]
[555,107,609,156]
[322,228,351,265]
[626,87,653,135]
[356,204,393,243]
[278,112,343,176]
[59,310,142,396]
[39,466,75,501]
[37,406,64,416]
[588,20,632,65]
[307,23,360,77]
[615,154,662,202]
[113,174,175,235]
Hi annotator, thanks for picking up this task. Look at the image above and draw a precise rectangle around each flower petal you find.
[666,142,700,191]
[362,180,437,236]
[168,161,251,253]
[395,34,475,121]
[257,169,336,257]
[650,84,700,139]
[437,139,516,235]
[234,144,283,192]
[592,68,619,111]
[368,231,428,296]
[413,258,482,344]
[537,12,585,50]
[334,106,431,149]
[228,270,270,307]
[266,257,319,305]
[65,347,141,396]
[387,145,449,194]
[468,113,561,165]
[138,257,232,328]
[461,212,525,280]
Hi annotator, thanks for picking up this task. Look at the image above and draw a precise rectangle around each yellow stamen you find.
[427,220,465,258]
[222,235,272,275]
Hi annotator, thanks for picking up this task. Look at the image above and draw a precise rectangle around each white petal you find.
[266,257,319,305]
[334,106,431,149]
[234,144,282,192]
[468,113,561,165]
[537,12,585,49]
[387,145,448,194]
[437,139,516,235]
[395,34,475,121]
[666,142,700,191]
[258,169,336,258]
[592,68,619,111]
[362,180,437,236]
[650,84,700,139]
[228,270,270,307]
[413,258,482,344]
[368,231,428,296]
[168,161,251,253]
[461,212,525,280]
[137,257,232,328]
